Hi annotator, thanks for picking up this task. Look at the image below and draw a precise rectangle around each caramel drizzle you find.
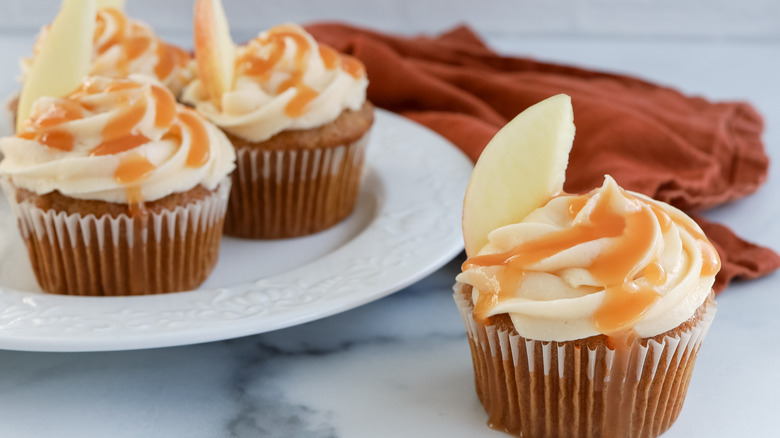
[463,186,720,335]
[177,110,211,167]
[235,26,366,117]
[15,78,212,209]
[93,8,188,80]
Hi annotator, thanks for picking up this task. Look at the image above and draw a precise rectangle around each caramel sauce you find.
[125,186,145,214]
[178,111,210,167]
[162,123,183,147]
[33,99,84,128]
[341,55,365,79]
[95,8,126,55]
[318,45,339,69]
[17,100,85,151]
[114,153,155,184]
[698,240,721,276]
[643,261,667,285]
[589,204,661,335]
[154,42,185,80]
[91,98,149,156]
[39,131,75,151]
[151,85,176,128]
[104,80,142,93]
[566,194,588,218]
[93,8,186,81]
[268,27,311,67]
[263,29,318,118]
[91,134,150,157]
[284,80,318,118]
[238,39,285,79]
[124,34,152,62]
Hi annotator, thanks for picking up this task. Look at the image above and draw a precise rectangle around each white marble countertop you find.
[0,30,778,437]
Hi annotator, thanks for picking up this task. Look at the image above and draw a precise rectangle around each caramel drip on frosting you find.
[39,131,75,152]
[178,110,210,167]
[155,43,189,81]
[92,8,189,81]
[235,25,366,118]
[19,99,84,151]
[91,98,150,156]
[151,85,176,128]
[340,55,365,79]
[115,152,155,184]
[124,27,153,63]
[318,45,339,70]
[463,185,719,335]
[95,8,126,55]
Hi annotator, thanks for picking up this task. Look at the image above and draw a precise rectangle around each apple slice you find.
[462,94,576,256]
[97,0,125,10]
[16,0,97,132]
[193,0,235,107]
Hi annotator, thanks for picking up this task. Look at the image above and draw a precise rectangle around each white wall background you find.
[0,0,778,41]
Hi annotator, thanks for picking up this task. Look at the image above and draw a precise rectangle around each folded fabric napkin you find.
[306,22,780,293]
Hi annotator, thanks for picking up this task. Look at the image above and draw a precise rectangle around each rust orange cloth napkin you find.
[305,22,780,293]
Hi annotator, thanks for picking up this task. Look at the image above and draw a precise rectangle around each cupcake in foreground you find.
[182,0,373,238]
[454,95,719,437]
[20,3,193,97]
[1,75,235,295]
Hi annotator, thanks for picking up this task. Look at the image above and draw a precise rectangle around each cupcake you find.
[454,95,719,437]
[20,5,194,98]
[182,6,373,238]
[0,75,236,295]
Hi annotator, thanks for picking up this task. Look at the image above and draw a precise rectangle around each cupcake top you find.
[22,7,194,96]
[182,23,368,143]
[456,176,720,342]
[0,75,235,205]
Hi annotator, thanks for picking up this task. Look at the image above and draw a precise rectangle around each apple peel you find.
[16,0,97,132]
[193,0,236,107]
[462,94,576,257]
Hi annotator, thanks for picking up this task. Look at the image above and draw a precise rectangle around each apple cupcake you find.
[20,5,194,97]
[0,75,236,296]
[182,1,373,238]
[455,95,719,437]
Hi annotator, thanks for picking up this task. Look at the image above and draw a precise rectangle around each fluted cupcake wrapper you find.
[3,179,230,296]
[225,130,370,239]
[453,284,716,438]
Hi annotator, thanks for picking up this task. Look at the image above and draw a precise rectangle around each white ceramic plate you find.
[0,109,473,352]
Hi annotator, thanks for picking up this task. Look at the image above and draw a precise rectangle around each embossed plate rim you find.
[0,109,473,352]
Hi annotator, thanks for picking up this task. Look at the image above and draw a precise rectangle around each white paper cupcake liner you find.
[2,178,230,296]
[453,283,716,438]
[226,130,370,238]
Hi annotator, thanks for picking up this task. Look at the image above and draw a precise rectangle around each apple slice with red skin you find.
[193,0,236,107]
[462,94,576,257]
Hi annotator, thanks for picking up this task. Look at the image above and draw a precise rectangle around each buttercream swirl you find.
[456,176,720,341]
[0,75,235,205]
[182,23,368,142]
[23,8,194,96]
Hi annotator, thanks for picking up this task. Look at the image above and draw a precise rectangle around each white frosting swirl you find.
[182,23,368,142]
[22,8,194,96]
[456,176,718,341]
[0,76,235,204]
